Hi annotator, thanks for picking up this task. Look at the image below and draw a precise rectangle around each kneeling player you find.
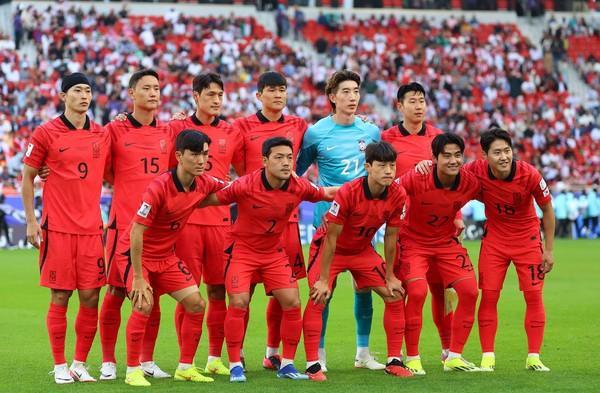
[200,137,337,382]
[398,133,481,373]
[115,131,224,386]
[304,141,413,381]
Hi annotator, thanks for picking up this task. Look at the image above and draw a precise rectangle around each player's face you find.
[484,139,513,174]
[177,142,210,176]
[257,85,287,112]
[330,80,360,116]
[434,144,463,176]
[263,145,293,180]
[398,91,426,123]
[61,84,92,114]
[129,76,161,111]
[366,160,396,187]
[194,83,224,117]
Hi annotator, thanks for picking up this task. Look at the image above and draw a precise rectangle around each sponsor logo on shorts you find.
[49,270,57,283]
[137,202,151,218]
[231,275,239,288]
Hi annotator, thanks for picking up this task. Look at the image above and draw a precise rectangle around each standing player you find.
[169,73,244,376]
[99,69,172,380]
[381,82,454,375]
[201,137,338,383]
[296,70,382,371]
[303,142,413,381]
[115,131,224,386]
[21,73,110,383]
[232,71,308,370]
[398,133,481,372]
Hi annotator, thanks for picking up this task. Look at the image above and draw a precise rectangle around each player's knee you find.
[138,302,153,316]
[228,296,249,309]
[108,285,127,298]
[455,282,479,303]
[79,291,100,307]
[207,285,226,300]
[406,279,428,301]
[51,290,72,306]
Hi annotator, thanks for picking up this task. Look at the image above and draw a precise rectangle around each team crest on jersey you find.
[25,143,34,157]
[218,139,227,153]
[285,203,295,215]
[512,192,523,205]
[137,202,151,218]
[92,142,100,158]
[358,139,367,152]
[329,201,340,217]
[160,139,167,154]
[453,201,463,211]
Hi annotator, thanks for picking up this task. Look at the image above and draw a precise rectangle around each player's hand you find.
[170,111,187,121]
[310,279,331,305]
[542,250,554,273]
[26,221,43,249]
[415,160,433,175]
[114,112,128,122]
[386,276,405,298]
[38,165,50,181]
[131,276,153,310]
[454,218,466,240]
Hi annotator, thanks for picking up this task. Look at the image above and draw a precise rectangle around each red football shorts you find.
[224,242,297,295]
[115,252,195,295]
[478,239,545,291]
[39,230,106,290]
[105,227,125,288]
[282,222,306,280]
[175,224,230,286]
[397,241,475,287]
[307,237,387,290]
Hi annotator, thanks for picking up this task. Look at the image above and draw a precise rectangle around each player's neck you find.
[367,176,386,198]
[175,166,195,191]
[131,108,155,126]
[63,109,87,129]
[402,119,423,134]
[195,109,215,125]
[332,112,355,126]
[436,169,457,189]
[264,170,287,189]
[260,108,283,122]
[490,166,511,180]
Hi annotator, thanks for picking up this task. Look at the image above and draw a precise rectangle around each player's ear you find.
[175,150,183,164]
[127,87,135,100]
[59,91,67,102]
[396,100,403,111]
[262,155,268,167]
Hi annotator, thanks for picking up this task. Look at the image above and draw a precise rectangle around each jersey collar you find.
[433,166,461,191]
[171,168,197,192]
[487,161,517,182]
[257,110,285,124]
[398,121,426,136]
[191,113,220,127]
[60,113,90,130]
[261,168,290,191]
[127,113,157,128]
[362,176,389,200]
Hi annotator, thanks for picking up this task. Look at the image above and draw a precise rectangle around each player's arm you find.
[198,193,223,207]
[322,186,340,201]
[21,164,42,248]
[384,225,405,298]
[129,222,154,310]
[310,222,342,305]
[539,201,556,273]
[296,135,318,176]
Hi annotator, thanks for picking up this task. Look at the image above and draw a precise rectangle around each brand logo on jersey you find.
[218,139,227,153]
[160,139,167,154]
[26,143,34,157]
[358,139,367,152]
[329,201,340,217]
[250,135,261,141]
[92,142,100,158]
[137,202,151,218]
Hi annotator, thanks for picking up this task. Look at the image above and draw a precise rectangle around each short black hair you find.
[431,133,465,157]
[257,71,287,92]
[129,69,159,89]
[176,130,211,153]
[192,72,224,94]
[480,127,513,153]
[325,70,361,112]
[365,141,397,164]
[397,82,426,102]
[262,136,293,157]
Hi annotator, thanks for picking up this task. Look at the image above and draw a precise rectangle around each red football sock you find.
[140,303,161,363]
[46,303,68,365]
[303,300,325,362]
[126,311,150,367]
[430,282,452,349]
[449,278,479,353]
[266,297,283,349]
[174,302,185,349]
[99,291,125,363]
[207,299,227,357]
[179,310,204,364]
[524,290,545,353]
[280,307,302,360]
[74,305,98,363]
[240,303,250,354]
[225,306,247,363]
[384,300,405,359]
[478,289,501,353]
[404,279,428,356]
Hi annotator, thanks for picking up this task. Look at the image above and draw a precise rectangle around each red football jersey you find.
[399,167,481,247]
[106,114,172,230]
[318,176,406,255]
[216,169,325,252]
[381,122,443,178]
[463,159,551,244]
[118,170,226,259]
[232,111,307,222]
[23,114,109,234]
[169,114,243,226]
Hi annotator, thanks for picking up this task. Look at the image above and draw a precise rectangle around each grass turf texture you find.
[0,239,598,392]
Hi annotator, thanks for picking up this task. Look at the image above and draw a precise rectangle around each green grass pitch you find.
[1,239,599,392]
